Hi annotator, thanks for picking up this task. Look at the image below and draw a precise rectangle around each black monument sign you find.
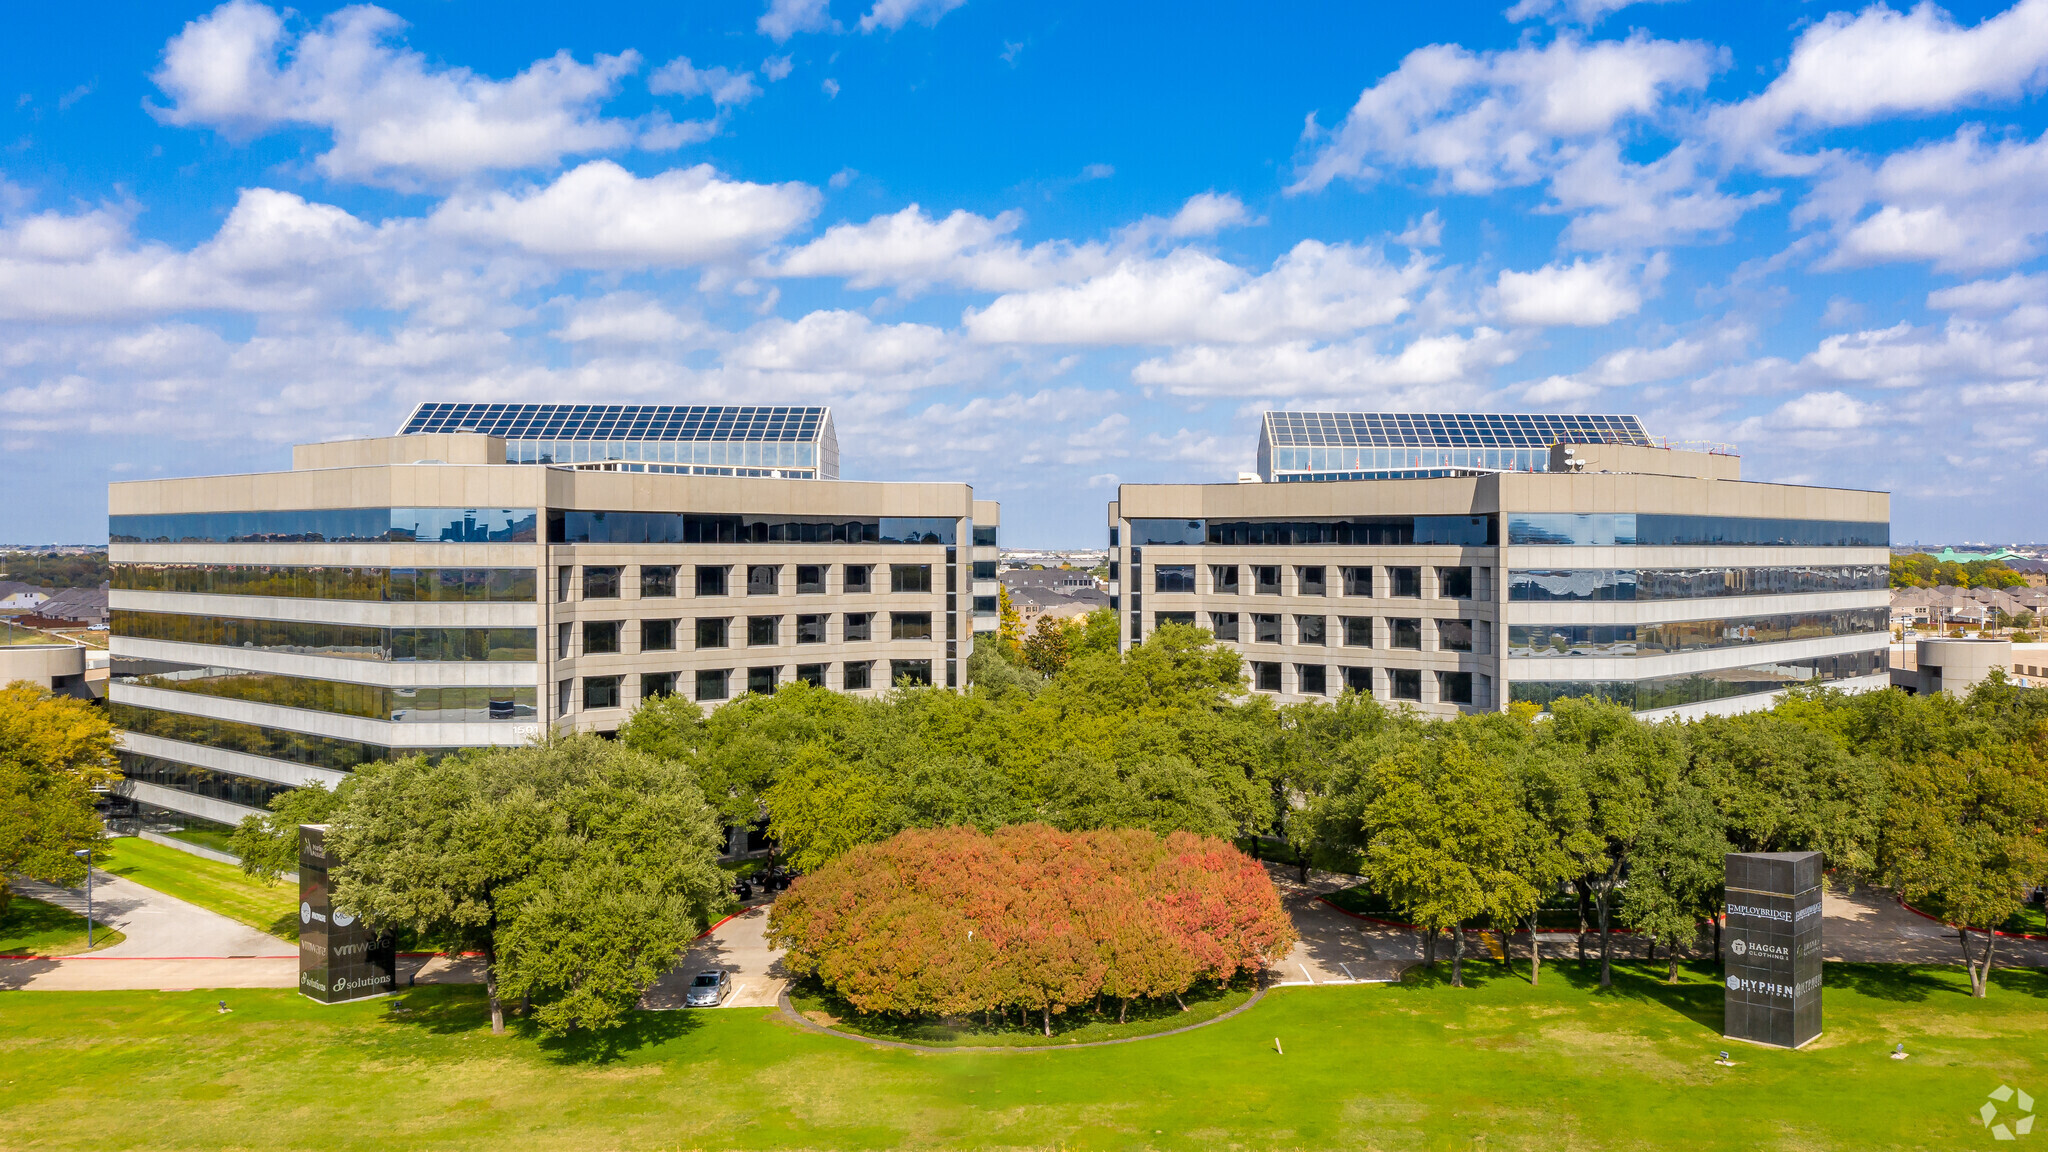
[1723,850,1822,1048]
[298,824,396,1004]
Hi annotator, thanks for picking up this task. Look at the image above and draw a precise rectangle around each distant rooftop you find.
[1258,411,1651,482]
[396,403,838,480]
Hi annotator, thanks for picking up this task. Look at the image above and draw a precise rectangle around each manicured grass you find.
[4,961,2046,1150]
[0,896,125,956]
[157,827,238,856]
[788,978,1255,1047]
[97,836,297,942]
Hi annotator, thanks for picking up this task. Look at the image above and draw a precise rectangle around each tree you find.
[1506,742,1596,986]
[1361,734,1533,987]
[0,682,118,912]
[997,584,1024,654]
[1880,740,2048,997]
[229,781,347,881]
[1020,613,1074,676]
[329,737,729,1034]
[1072,606,1121,656]
[1617,778,1726,981]
[1539,699,1683,988]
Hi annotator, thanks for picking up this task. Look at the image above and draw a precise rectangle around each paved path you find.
[12,871,290,958]
[644,900,788,1010]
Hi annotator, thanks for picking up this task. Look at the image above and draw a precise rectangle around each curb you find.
[1894,895,2048,941]
[774,980,1270,1054]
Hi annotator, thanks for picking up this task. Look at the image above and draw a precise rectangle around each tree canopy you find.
[0,681,118,913]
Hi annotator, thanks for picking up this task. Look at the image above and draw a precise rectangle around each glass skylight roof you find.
[398,403,829,443]
[1262,412,1649,450]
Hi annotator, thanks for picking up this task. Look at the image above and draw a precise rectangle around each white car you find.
[684,970,733,1007]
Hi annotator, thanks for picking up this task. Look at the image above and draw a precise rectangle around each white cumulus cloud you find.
[151,1,655,185]
[1495,255,1655,327]
[429,160,820,268]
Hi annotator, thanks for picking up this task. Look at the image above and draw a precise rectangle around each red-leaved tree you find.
[769,823,1295,1034]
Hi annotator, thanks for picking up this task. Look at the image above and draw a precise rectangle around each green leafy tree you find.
[1880,739,2048,997]
[0,682,118,912]
[1539,699,1683,988]
[329,736,729,1034]
[1020,613,1075,676]
[229,781,347,881]
[1071,606,1121,656]
[1617,778,1727,980]
[997,584,1024,654]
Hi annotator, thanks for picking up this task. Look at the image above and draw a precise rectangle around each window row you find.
[118,752,293,810]
[1151,563,1475,599]
[567,562,938,600]
[549,511,957,545]
[1507,647,1888,712]
[564,612,942,655]
[1507,607,1890,658]
[1508,565,1887,603]
[111,702,462,772]
[1126,515,1496,547]
[110,507,539,544]
[113,658,538,723]
[1241,662,1481,704]
[112,610,537,663]
[570,659,936,708]
[1504,514,1888,548]
[112,563,539,603]
[1152,612,1477,651]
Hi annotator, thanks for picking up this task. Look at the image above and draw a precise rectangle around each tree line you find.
[768,824,1294,1034]
[1890,552,2029,590]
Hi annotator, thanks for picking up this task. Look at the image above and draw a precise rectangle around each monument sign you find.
[1723,850,1822,1048]
[297,824,396,1003]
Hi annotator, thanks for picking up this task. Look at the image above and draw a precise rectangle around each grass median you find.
[96,836,298,942]
[0,896,126,956]
[4,960,2046,1150]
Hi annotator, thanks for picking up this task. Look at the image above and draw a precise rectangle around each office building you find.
[1111,420,1890,719]
[106,420,984,828]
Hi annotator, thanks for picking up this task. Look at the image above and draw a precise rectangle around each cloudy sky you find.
[4,0,2045,546]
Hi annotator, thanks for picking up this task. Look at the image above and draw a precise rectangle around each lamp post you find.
[73,847,94,948]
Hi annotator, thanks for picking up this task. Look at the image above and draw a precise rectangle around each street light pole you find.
[73,848,93,948]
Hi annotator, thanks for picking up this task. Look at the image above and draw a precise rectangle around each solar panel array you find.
[1263,412,1648,449]
[398,404,829,443]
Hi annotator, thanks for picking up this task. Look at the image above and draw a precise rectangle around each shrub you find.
[768,824,1295,1034]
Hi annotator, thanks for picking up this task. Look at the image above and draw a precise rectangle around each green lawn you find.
[788,978,1255,1047]
[4,961,2045,1150]
[97,836,298,942]
[0,896,125,956]
[156,826,238,856]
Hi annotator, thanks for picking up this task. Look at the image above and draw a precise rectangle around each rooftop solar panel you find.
[1262,412,1648,449]
[397,403,829,442]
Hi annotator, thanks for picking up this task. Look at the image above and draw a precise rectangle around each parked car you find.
[684,970,733,1007]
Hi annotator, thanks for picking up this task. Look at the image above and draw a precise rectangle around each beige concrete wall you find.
[974,499,1000,526]
[0,644,87,690]
[293,434,506,470]
[1547,443,1742,480]
[1900,637,2012,695]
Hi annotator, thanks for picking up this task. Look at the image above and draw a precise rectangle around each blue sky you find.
[4,0,2045,546]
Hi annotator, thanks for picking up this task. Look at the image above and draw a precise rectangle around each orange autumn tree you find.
[768,823,1295,1034]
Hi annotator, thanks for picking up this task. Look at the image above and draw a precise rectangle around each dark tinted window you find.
[695,566,728,596]
[583,566,621,599]
[1254,662,1281,692]
[1390,618,1422,649]
[796,614,827,643]
[583,620,620,655]
[696,618,729,649]
[844,613,873,641]
[1211,612,1240,641]
[1342,566,1373,596]
[891,612,933,640]
[642,672,676,699]
[747,565,779,595]
[695,669,728,701]
[1254,565,1281,594]
[844,661,872,689]
[1344,666,1372,694]
[1390,568,1421,597]
[1437,567,1472,599]
[844,565,872,592]
[642,619,676,651]
[1390,668,1422,700]
[582,676,621,709]
[1210,565,1239,593]
[891,564,932,593]
[1437,619,1474,652]
[748,616,780,645]
[1438,671,1473,704]
[1155,565,1196,593]
[891,659,933,686]
[748,667,778,695]
[1297,566,1326,596]
[1344,617,1373,647]
[640,565,677,598]
[1254,613,1281,643]
[796,565,826,593]
[1297,664,1327,694]
[796,663,827,687]
[1297,615,1326,645]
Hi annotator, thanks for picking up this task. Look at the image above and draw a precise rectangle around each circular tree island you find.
[768,824,1297,1043]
